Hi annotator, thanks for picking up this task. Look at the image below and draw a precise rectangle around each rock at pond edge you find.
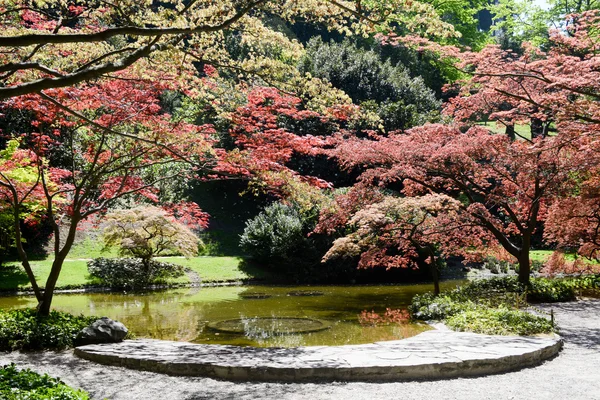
[75,317,128,346]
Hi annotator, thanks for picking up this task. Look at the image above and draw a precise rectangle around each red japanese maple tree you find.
[221,86,358,195]
[1,76,216,315]
[325,12,600,285]
[321,193,487,294]
[327,124,584,285]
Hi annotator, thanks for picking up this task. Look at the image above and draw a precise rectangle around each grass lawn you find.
[476,122,532,140]
[0,256,266,291]
[160,256,271,283]
[530,250,553,262]
[2,247,584,292]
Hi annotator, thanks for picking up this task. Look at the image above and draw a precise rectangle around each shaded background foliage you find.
[299,39,442,132]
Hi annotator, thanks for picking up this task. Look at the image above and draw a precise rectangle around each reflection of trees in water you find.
[175,308,201,342]
[115,297,203,341]
[59,287,246,341]
[87,290,190,308]
[0,285,443,345]
[0,295,36,309]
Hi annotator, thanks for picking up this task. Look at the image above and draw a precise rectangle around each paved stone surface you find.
[1,300,598,399]
[74,330,562,382]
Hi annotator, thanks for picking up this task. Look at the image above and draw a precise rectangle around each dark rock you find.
[75,317,128,346]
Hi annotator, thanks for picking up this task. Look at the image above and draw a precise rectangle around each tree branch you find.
[0,0,265,47]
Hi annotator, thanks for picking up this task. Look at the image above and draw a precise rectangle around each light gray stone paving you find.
[74,329,562,382]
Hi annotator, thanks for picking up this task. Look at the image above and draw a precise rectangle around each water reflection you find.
[0,281,463,347]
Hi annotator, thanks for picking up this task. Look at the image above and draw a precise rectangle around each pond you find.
[0,282,463,347]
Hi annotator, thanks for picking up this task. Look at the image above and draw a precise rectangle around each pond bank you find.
[73,330,562,382]
[0,300,597,399]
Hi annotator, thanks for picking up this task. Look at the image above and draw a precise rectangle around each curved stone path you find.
[73,330,561,382]
[0,300,598,399]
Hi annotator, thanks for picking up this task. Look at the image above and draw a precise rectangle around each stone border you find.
[74,330,562,382]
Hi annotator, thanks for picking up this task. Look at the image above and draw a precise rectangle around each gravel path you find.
[1,300,599,400]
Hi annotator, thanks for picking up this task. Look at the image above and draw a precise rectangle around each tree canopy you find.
[3,0,600,313]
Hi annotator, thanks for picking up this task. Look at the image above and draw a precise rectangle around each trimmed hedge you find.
[0,364,89,400]
[0,309,95,351]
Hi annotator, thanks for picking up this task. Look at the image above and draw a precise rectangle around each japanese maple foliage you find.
[1,76,216,315]
[219,86,359,196]
[328,124,585,285]
[322,193,487,294]
[545,171,600,261]
[387,12,600,140]
[0,0,457,100]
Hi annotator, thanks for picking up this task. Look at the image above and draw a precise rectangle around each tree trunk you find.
[505,124,516,141]
[428,248,441,296]
[530,118,545,139]
[37,256,66,316]
[432,264,440,296]
[517,251,531,286]
[12,203,43,302]
[37,218,80,316]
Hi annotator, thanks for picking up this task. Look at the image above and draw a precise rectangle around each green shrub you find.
[463,276,576,303]
[530,260,544,273]
[446,307,554,336]
[409,292,474,320]
[0,363,89,400]
[240,202,305,264]
[528,278,577,302]
[461,276,523,295]
[410,277,561,335]
[239,202,352,283]
[482,256,517,274]
[87,257,184,289]
[568,274,600,290]
[0,309,95,351]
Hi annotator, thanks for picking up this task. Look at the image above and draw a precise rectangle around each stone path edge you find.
[73,330,563,383]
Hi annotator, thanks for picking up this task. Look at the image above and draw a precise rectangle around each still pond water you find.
[0,282,463,347]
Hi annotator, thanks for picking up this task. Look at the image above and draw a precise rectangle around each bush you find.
[569,274,600,289]
[239,202,352,283]
[482,255,517,274]
[0,363,89,400]
[410,277,561,336]
[87,258,185,289]
[240,202,305,264]
[0,309,95,351]
[446,307,554,336]
[528,278,577,302]
[463,276,576,303]
[409,292,474,320]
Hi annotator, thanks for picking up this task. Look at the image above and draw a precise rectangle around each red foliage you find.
[322,14,600,284]
[326,123,584,282]
[0,73,217,311]
[162,202,210,231]
[218,86,355,194]
[540,251,600,276]
[358,308,410,326]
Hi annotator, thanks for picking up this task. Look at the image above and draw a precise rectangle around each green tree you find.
[299,39,441,132]
[101,206,200,267]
